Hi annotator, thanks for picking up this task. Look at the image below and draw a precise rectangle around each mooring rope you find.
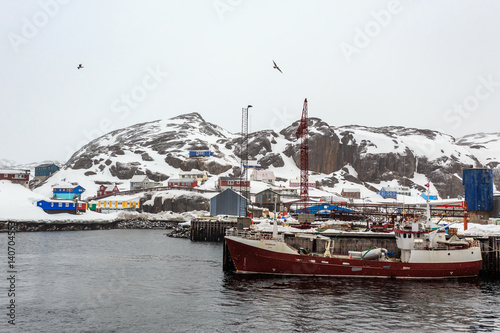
[474,237,500,253]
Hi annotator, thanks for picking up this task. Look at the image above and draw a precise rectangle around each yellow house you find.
[179,171,208,183]
[91,197,141,213]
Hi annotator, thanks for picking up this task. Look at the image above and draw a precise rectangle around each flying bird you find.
[77,64,84,69]
[272,60,282,73]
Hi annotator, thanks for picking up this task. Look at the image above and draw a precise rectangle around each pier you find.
[189,221,500,276]
[190,218,252,241]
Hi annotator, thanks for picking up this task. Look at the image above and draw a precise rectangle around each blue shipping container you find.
[462,168,493,211]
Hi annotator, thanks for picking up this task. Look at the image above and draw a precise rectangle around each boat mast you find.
[425,180,431,225]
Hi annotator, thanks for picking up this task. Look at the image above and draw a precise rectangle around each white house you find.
[130,175,160,191]
[250,170,275,184]
[289,178,316,188]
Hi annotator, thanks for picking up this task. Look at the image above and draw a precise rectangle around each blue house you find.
[379,187,397,199]
[35,163,60,177]
[189,151,214,158]
[37,200,77,214]
[53,185,85,199]
[243,161,262,170]
[420,193,438,201]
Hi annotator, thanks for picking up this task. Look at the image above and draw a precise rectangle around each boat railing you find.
[225,228,284,241]
[412,240,478,251]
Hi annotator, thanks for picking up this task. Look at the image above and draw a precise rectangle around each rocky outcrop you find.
[164,155,230,175]
[142,194,209,213]
[110,162,142,180]
[258,153,284,168]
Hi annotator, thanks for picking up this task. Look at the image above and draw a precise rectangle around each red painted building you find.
[168,178,198,188]
[97,184,120,197]
[218,177,250,191]
[341,188,361,199]
[0,169,30,188]
[77,202,88,212]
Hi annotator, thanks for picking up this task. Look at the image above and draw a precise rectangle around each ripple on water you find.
[0,230,498,333]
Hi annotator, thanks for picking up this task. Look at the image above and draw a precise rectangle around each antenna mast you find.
[295,98,309,214]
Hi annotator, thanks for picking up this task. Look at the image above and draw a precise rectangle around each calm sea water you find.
[0,229,499,333]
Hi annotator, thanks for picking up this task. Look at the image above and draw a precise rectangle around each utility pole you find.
[240,105,252,215]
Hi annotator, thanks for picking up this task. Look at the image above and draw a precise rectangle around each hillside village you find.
[2,112,500,224]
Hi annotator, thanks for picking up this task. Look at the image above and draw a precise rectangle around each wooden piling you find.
[479,236,500,276]
[190,219,237,242]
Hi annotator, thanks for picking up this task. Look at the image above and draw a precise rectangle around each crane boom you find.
[295,98,309,215]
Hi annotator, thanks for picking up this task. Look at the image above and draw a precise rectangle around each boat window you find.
[403,234,406,238]
[409,234,412,238]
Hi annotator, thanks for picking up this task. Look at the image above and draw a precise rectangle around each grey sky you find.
[1,0,500,164]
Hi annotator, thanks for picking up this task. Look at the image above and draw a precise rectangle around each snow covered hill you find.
[29,112,500,201]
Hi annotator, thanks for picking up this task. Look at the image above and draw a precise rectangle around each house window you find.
[228,181,234,185]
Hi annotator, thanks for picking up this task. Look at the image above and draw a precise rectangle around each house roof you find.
[342,188,360,192]
[179,171,206,175]
[168,178,196,183]
[256,188,279,196]
[53,184,84,190]
[130,175,148,182]
[252,170,275,180]
[211,188,247,200]
[38,199,79,204]
[289,178,315,183]
[219,177,246,181]
[0,169,29,174]
[36,163,58,168]
[380,187,398,192]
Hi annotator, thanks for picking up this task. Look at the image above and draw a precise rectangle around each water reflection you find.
[222,274,499,332]
[0,230,498,333]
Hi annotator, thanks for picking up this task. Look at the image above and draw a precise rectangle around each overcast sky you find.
[1,0,500,164]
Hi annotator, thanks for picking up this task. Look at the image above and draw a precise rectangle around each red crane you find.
[295,98,309,214]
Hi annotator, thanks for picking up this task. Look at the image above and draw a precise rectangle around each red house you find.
[168,178,198,188]
[218,177,250,191]
[341,188,361,199]
[97,184,120,197]
[0,169,30,188]
[77,202,88,212]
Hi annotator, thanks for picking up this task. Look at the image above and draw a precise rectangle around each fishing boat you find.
[224,188,482,279]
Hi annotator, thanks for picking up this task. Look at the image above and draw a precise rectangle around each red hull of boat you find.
[225,237,482,279]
